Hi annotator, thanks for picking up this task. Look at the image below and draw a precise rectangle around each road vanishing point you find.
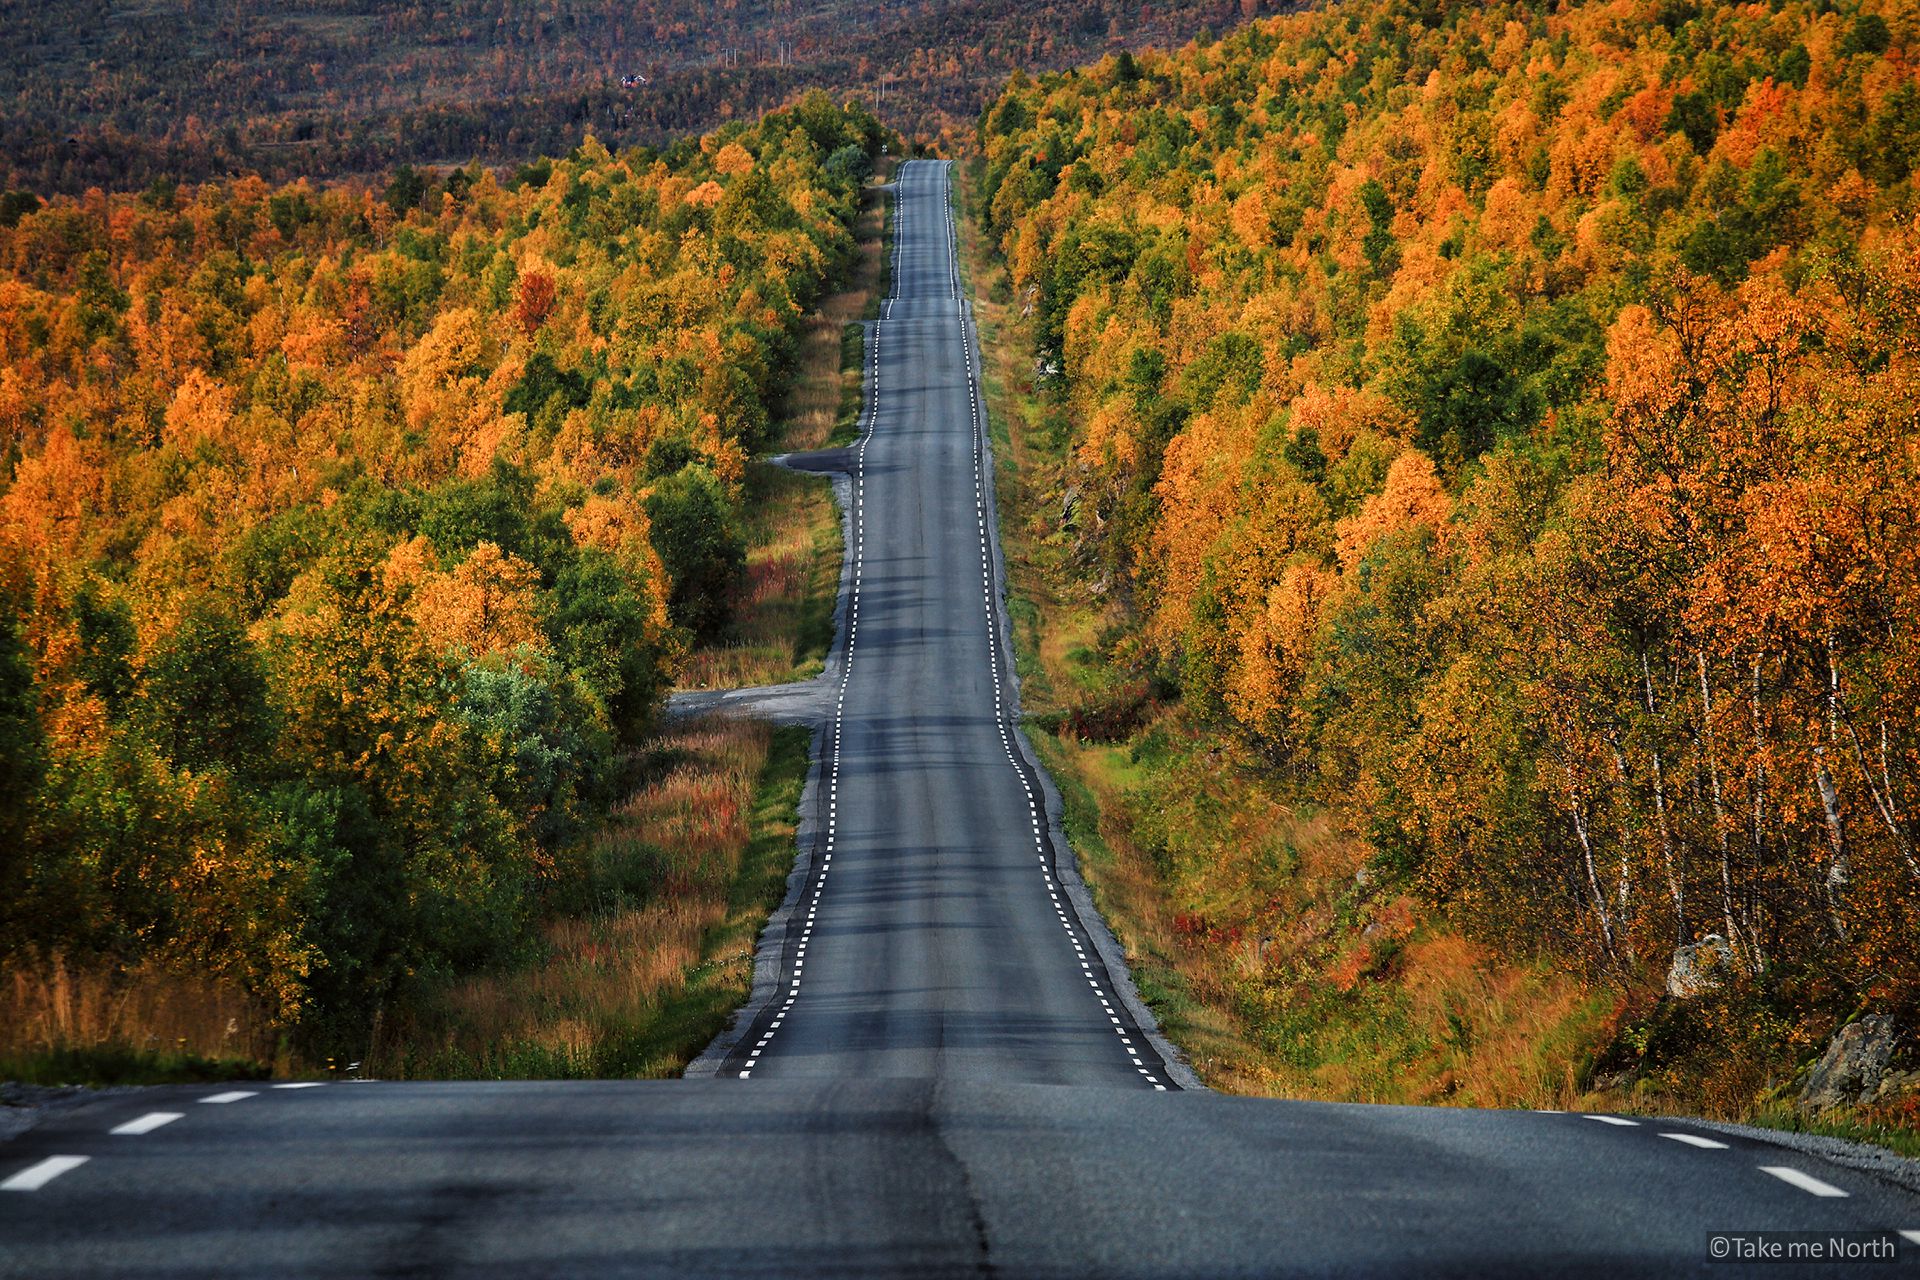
[4,160,1919,1278]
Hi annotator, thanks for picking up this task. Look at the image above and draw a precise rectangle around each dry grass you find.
[776,307,859,454]
[0,958,278,1081]
[404,904,723,1074]
[675,465,841,690]
[1033,732,1272,1091]
[774,183,887,453]
[376,717,809,1079]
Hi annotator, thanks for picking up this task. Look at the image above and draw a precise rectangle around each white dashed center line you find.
[111,1111,184,1136]
[1659,1132,1729,1150]
[1,1155,89,1191]
[1758,1166,1849,1198]
[739,162,1168,1091]
[199,1090,258,1105]
[741,159,909,1079]
[1583,1114,1639,1126]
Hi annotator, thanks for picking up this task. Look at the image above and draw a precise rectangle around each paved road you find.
[4,161,1919,1277]
[6,1077,1920,1276]
[681,160,1183,1090]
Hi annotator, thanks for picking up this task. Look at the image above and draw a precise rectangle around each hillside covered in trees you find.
[0,92,883,1058]
[0,0,1288,195]
[977,0,1920,1111]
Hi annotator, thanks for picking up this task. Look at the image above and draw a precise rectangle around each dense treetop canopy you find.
[0,92,882,1050]
[979,0,1920,1010]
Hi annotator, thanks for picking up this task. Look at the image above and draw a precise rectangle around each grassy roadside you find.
[0,722,815,1085]
[373,722,808,1078]
[771,168,890,457]
[955,167,1286,1081]
[0,1046,270,1087]
[825,323,865,450]
[0,721,816,1087]
[674,461,842,691]
[379,174,901,1079]
[371,171,902,1080]
[826,166,892,449]
[959,185,1276,1090]
[675,170,890,690]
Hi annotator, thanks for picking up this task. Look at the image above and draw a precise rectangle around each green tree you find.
[72,583,136,721]
[454,650,610,851]
[550,549,668,740]
[136,604,277,779]
[265,780,407,1052]
[645,465,745,641]
[0,607,43,948]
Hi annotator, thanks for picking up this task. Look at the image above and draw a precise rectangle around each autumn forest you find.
[1,0,1918,1137]
[977,0,1920,1119]
[0,90,884,1063]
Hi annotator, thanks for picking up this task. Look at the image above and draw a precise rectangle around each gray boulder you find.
[1801,1015,1900,1112]
[1665,934,1735,998]
[1873,1069,1920,1104]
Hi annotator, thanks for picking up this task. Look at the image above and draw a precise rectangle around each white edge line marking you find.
[1758,1166,1849,1197]
[1,1155,89,1191]
[763,162,1167,1090]
[1659,1132,1729,1150]
[747,162,913,1072]
[111,1111,185,1136]
[949,164,1161,1090]
[1583,1114,1639,1126]
[199,1090,258,1105]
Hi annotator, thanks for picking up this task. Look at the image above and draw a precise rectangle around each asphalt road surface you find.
[4,161,1919,1278]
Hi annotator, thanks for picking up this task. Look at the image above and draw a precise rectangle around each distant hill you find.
[0,0,1293,193]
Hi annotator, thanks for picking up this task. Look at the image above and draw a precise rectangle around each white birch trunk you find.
[1696,653,1743,967]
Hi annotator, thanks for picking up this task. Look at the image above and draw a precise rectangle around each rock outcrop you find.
[1802,1015,1900,1111]
[1665,934,1735,999]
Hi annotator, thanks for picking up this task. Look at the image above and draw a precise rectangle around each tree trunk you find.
[1837,708,1920,883]
[1746,655,1768,971]
[1605,738,1634,922]
[1564,760,1617,964]
[1641,650,1685,943]
[1817,640,1850,939]
[1696,653,1743,968]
